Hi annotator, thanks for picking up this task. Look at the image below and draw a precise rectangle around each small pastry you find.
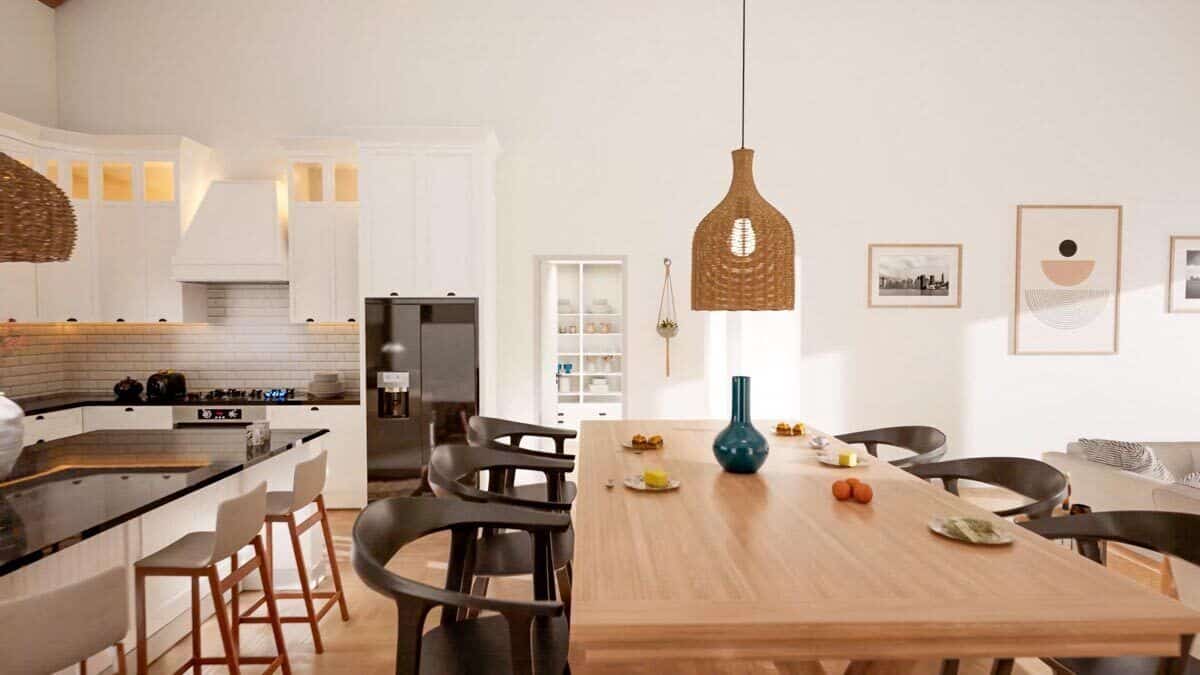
[775,422,792,435]
[792,423,806,436]
[647,434,663,448]
[631,434,647,446]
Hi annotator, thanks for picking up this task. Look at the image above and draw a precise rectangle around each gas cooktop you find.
[183,388,297,403]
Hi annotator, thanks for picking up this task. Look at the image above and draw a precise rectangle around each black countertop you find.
[0,427,328,576]
[15,392,361,415]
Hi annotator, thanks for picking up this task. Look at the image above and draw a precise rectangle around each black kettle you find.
[113,377,144,402]
[146,370,187,401]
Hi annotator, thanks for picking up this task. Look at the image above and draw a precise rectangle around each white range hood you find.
[173,180,289,282]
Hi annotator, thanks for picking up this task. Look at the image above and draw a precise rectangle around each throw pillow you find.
[1179,472,1200,489]
[1078,438,1175,482]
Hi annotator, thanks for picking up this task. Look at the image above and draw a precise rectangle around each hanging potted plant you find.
[657,258,679,376]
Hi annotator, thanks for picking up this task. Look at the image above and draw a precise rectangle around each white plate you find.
[928,516,1014,545]
[623,475,681,492]
[816,452,870,468]
[620,440,664,450]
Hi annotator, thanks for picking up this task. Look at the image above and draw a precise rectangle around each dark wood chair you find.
[1017,511,1200,675]
[467,416,578,505]
[835,426,947,468]
[429,444,576,617]
[908,457,1068,520]
[352,496,571,675]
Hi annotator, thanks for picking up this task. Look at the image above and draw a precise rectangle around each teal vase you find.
[712,376,768,473]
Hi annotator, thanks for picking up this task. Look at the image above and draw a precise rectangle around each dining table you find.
[567,419,1200,674]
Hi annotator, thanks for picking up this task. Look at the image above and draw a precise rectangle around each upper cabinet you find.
[0,113,212,323]
[280,138,360,324]
[356,128,498,301]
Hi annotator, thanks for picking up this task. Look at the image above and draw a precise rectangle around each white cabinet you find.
[82,405,174,431]
[288,207,335,323]
[143,206,186,322]
[95,204,147,323]
[333,206,359,323]
[266,404,366,508]
[0,264,38,323]
[426,153,481,298]
[22,408,84,446]
[36,201,97,322]
[360,151,418,298]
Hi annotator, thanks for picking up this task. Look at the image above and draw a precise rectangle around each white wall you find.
[50,0,1200,458]
[0,0,57,126]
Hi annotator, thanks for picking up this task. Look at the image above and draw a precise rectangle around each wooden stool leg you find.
[190,576,201,674]
[288,514,325,653]
[207,568,240,675]
[556,565,573,621]
[115,642,127,675]
[317,495,350,621]
[230,551,240,655]
[79,659,87,675]
[135,570,148,675]
[255,535,292,675]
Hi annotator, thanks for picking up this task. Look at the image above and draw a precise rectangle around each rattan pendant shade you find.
[691,148,794,310]
[0,151,77,263]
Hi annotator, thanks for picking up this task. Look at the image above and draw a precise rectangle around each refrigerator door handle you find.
[429,420,436,449]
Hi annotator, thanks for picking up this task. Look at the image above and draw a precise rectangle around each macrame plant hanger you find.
[656,258,679,376]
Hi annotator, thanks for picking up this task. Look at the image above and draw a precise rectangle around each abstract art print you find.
[868,244,962,308]
[1014,205,1122,354]
[1168,236,1200,313]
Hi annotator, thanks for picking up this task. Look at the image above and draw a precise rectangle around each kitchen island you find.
[0,426,328,673]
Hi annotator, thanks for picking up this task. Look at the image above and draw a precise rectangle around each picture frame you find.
[867,243,962,308]
[1013,205,1122,355]
[1168,235,1200,313]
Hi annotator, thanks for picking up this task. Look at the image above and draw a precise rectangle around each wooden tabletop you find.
[569,419,1200,669]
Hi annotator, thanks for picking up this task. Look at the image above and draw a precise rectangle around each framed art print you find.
[1168,236,1200,313]
[1013,205,1122,355]
[867,244,962,308]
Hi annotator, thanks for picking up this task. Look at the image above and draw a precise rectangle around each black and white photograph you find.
[868,244,962,308]
[1168,236,1200,312]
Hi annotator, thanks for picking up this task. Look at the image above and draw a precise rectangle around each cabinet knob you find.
[6,318,14,323]
[347,318,356,323]
[310,406,320,411]
[35,415,45,421]
[35,439,45,444]
[389,292,399,297]
[446,292,456,297]
[124,407,135,412]
[556,421,564,425]
[66,317,77,322]
[158,318,167,323]
[116,318,125,323]
[306,318,315,323]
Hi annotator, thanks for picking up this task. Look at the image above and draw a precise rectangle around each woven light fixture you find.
[691,0,794,311]
[0,152,77,263]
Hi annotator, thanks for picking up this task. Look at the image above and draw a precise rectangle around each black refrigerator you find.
[364,298,479,482]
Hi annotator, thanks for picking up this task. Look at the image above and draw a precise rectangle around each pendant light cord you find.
[740,0,747,149]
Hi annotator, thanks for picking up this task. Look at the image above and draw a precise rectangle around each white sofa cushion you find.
[1067,440,1199,478]
[1074,438,1175,482]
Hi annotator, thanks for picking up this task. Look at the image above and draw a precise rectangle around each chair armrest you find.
[484,447,575,474]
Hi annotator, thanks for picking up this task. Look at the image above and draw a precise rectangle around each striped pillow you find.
[1179,472,1200,489]
[1078,438,1175,482]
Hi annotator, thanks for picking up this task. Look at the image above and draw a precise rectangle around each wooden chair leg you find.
[114,642,127,675]
[135,570,148,675]
[207,568,240,675]
[190,576,201,674]
[255,535,293,675]
[556,566,573,621]
[289,514,325,653]
[230,551,240,655]
[991,659,1014,675]
[1162,556,1179,599]
[466,576,490,619]
[940,659,959,675]
[79,658,87,675]
[317,495,351,621]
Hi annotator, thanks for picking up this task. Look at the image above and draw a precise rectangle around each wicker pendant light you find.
[691,0,794,311]
[0,152,77,263]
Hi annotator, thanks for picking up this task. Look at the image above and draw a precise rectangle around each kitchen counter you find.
[15,392,361,415]
[0,427,328,576]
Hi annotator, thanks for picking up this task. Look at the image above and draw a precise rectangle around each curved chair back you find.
[0,566,128,674]
[211,481,267,562]
[468,415,576,454]
[835,426,947,468]
[909,457,1068,519]
[429,444,574,509]
[1153,490,1200,610]
[352,497,569,675]
[290,450,328,512]
[1023,510,1200,566]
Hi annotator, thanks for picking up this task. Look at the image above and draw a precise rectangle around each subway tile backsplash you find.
[0,284,359,399]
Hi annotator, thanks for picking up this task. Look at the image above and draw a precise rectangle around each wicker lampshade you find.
[691,148,794,310]
[0,151,77,263]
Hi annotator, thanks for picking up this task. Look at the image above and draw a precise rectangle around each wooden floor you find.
[144,498,1164,675]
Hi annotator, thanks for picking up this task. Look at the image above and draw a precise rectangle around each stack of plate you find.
[306,372,345,399]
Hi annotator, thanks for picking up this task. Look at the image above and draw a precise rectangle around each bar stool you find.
[239,450,349,653]
[0,566,129,674]
[134,482,290,675]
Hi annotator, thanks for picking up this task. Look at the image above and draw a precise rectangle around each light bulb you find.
[729,217,756,257]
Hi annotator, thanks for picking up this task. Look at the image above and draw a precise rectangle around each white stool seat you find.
[135,531,218,570]
[266,490,299,516]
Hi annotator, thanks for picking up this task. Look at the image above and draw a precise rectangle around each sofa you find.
[1042,441,1200,512]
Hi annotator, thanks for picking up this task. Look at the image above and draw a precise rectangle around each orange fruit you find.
[845,477,862,487]
[832,480,852,501]
[852,483,874,504]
